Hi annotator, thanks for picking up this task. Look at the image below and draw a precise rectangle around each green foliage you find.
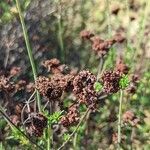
[47,111,63,124]
[0,0,31,24]
[7,128,29,146]
[94,81,103,92]
[119,75,130,89]
[63,133,70,141]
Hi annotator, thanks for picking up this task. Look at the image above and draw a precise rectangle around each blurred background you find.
[0,0,150,149]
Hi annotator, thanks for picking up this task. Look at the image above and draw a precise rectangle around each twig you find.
[98,94,108,100]
[15,0,41,112]
[47,101,52,150]
[96,57,104,81]
[4,38,15,68]
[58,108,90,150]
[0,105,43,150]
[117,90,123,150]
[57,0,65,63]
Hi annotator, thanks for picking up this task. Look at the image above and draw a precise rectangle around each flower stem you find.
[47,124,51,150]
[118,90,123,150]
[15,0,41,112]
[57,1,65,63]
[58,108,90,150]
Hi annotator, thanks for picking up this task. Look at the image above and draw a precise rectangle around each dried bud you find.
[10,67,21,77]
[15,80,26,91]
[115,58,129,75]
[73,70,96,95]
[31,113,47,129]
[90,36,115,57]
[27,113,47,137]
[123,110,139,126]
[42,58,60,73]
[35,76,63,100]
[61,104,79,127]
[26,82,35,93]
[113,33,126,43]
[58,64,71,75]
[123,110,134,122]
[73,70,98,109]
[80,30,94,40]
[127,74,139,94]
[101,71,121,93]
[0,75,15,92]
[10,115,20,126]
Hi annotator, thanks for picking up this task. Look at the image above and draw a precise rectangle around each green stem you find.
[58,108,90,150]
[117,90,123,150]
[47,101,53,150]
[15,0,41,112]
[96,57,104,81]
[47,124,51,150]
[73,133,78,150]
[57,1,65,63]
[58,17,65,62]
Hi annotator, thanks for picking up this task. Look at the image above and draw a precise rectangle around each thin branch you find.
[96,57,104,81]
[117,90,123,150]
[58,108,91,150]
[15,0,41,112]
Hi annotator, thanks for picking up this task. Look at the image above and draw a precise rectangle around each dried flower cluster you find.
[115,57,129,75]
[73,70,98,109]
[101,70,121,93]
[27,113,47,137]
[51,74,74,92]
[60,104,79,127]
[42,58,70,75]
[112,132,125,144]
[80,30,125,57]
[36,60,100,126]
[35,76,63,100]
[123,110,140,126]
[10,67,21,77]
[127,74,139,94]
[0,75,15,92]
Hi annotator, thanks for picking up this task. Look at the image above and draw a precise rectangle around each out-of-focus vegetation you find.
[0,0,150,149]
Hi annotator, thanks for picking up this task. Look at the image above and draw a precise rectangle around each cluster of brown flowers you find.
[101,70,121,93]
[115,57,129,75]
[60,104,79,127]
[101,58,130,94]
[112,132,125,144]
[123,110,140,126]
[73,70,98,110]
[35,58,76,101]
[36,58,100,126]
[127,74,139,94]
[0,66,35,95]
[35,76,63,100]
[42,58,70,75]
[60,70,99,126]
[0,75,15,92]
[26,113,47,137]
[80,30,125,57]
